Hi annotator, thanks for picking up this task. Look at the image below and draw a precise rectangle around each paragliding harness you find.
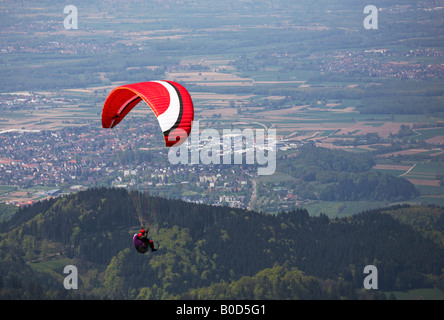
[129,193,157,254]
[134,228,157,254]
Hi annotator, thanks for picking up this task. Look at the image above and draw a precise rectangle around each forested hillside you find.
[0,187,443,299]
[275,145,419,201]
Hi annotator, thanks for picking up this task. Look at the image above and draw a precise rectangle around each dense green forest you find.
[0,187,443,299]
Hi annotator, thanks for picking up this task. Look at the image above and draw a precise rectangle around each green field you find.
[387,288,444,300]
[415,127,444,140]
[303,200,396,218]
[0,186,16,195]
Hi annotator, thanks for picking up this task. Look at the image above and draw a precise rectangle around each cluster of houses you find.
[0,116,298,210]
[319,49,444,80]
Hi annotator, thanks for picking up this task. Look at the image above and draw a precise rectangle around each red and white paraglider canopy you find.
[101,80,194,147]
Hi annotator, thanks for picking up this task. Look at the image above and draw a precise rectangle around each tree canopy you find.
[0,188,443,299]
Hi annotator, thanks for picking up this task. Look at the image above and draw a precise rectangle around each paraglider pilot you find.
[133,229,157,254]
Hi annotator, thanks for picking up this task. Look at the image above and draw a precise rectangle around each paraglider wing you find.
[102,80,194,147]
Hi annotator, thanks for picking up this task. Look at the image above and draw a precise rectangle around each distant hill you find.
[0,187,443,300]
[276,144,420,202]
